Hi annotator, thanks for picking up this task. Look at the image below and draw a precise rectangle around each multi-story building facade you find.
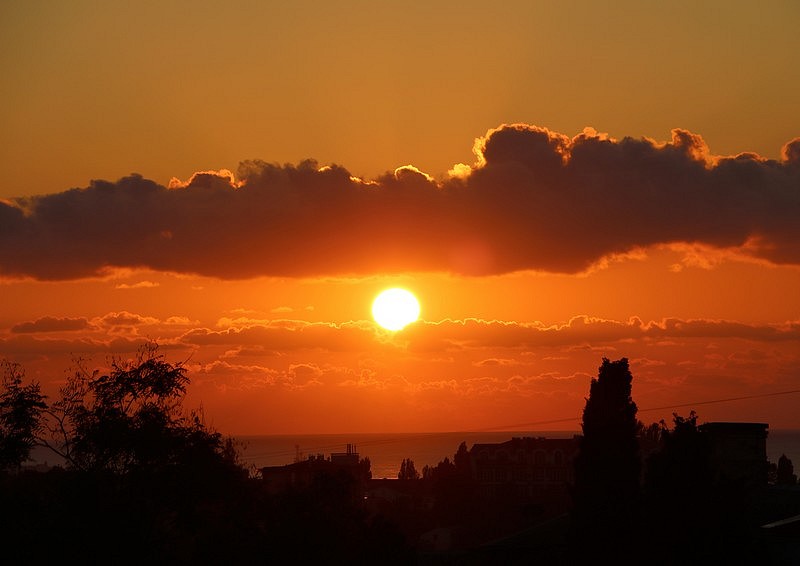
[469,436,581,499]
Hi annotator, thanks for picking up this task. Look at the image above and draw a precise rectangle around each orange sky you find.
[1,2,799,435]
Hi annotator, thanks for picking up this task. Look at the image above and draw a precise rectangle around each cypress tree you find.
[571,357,641,562]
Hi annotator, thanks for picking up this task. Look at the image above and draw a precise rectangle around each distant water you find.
[236,429,800,480]
[766,429,800,469]
[235,431,582,479]
[27,429,800,480]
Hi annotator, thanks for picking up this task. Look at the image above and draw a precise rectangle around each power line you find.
[638,389,800,414]
[237,388,800,463]
[459,389,800,432]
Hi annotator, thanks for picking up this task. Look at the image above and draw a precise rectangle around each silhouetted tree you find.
[41,342,237,474]
[641,411,756,564]
[398,457,419,480]
[571,357,641,562]
[637,420,662,457]
[0,361,47,472]
[644,412,712,499]
[359,456,373,481]
[777,453,797,485]
[454,440,471,476]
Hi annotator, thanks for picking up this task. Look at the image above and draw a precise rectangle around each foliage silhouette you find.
[454,440,471,475]
[570,357,641,562]
[776,453,797,485]
[644,411,711,499]
[641,412,769,564]
[41,343,235,474]
[0,360,47,472]
[398,457,420,480]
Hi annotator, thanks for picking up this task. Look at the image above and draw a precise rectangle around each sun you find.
[372,288,421,331]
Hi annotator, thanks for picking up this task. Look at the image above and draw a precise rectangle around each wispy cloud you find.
[10,316,90,334]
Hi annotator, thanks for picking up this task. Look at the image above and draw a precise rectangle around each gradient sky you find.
[1,1,799,435]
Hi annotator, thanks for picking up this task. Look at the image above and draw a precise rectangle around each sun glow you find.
[372,288,421,331]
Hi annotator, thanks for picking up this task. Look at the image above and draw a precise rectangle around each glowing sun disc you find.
[372,288,420,331]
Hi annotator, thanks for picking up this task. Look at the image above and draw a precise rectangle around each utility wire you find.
[638,389,800,414]
[481,388,800,431]
[237,388,800,462]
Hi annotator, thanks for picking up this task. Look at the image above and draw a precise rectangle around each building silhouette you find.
[469,436,580,500]
[260,443,367,493]
[699,422,769,487]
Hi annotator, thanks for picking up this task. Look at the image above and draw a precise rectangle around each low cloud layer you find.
[2,124,798,280]
[5,313,798,360]
[3,312,799,430]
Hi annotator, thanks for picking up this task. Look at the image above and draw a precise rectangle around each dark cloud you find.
[11,316,90,334]
[2,125,799,279]
[0,335,146,357]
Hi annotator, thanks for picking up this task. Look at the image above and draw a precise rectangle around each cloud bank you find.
[2,124,798,280]
[5,313,798,360]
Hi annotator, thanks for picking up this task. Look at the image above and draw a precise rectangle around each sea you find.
[28,429,800,480]
[235,431,579,479]
[233,429,800,480]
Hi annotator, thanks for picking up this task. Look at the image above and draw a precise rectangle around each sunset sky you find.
[1,1,799,435]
